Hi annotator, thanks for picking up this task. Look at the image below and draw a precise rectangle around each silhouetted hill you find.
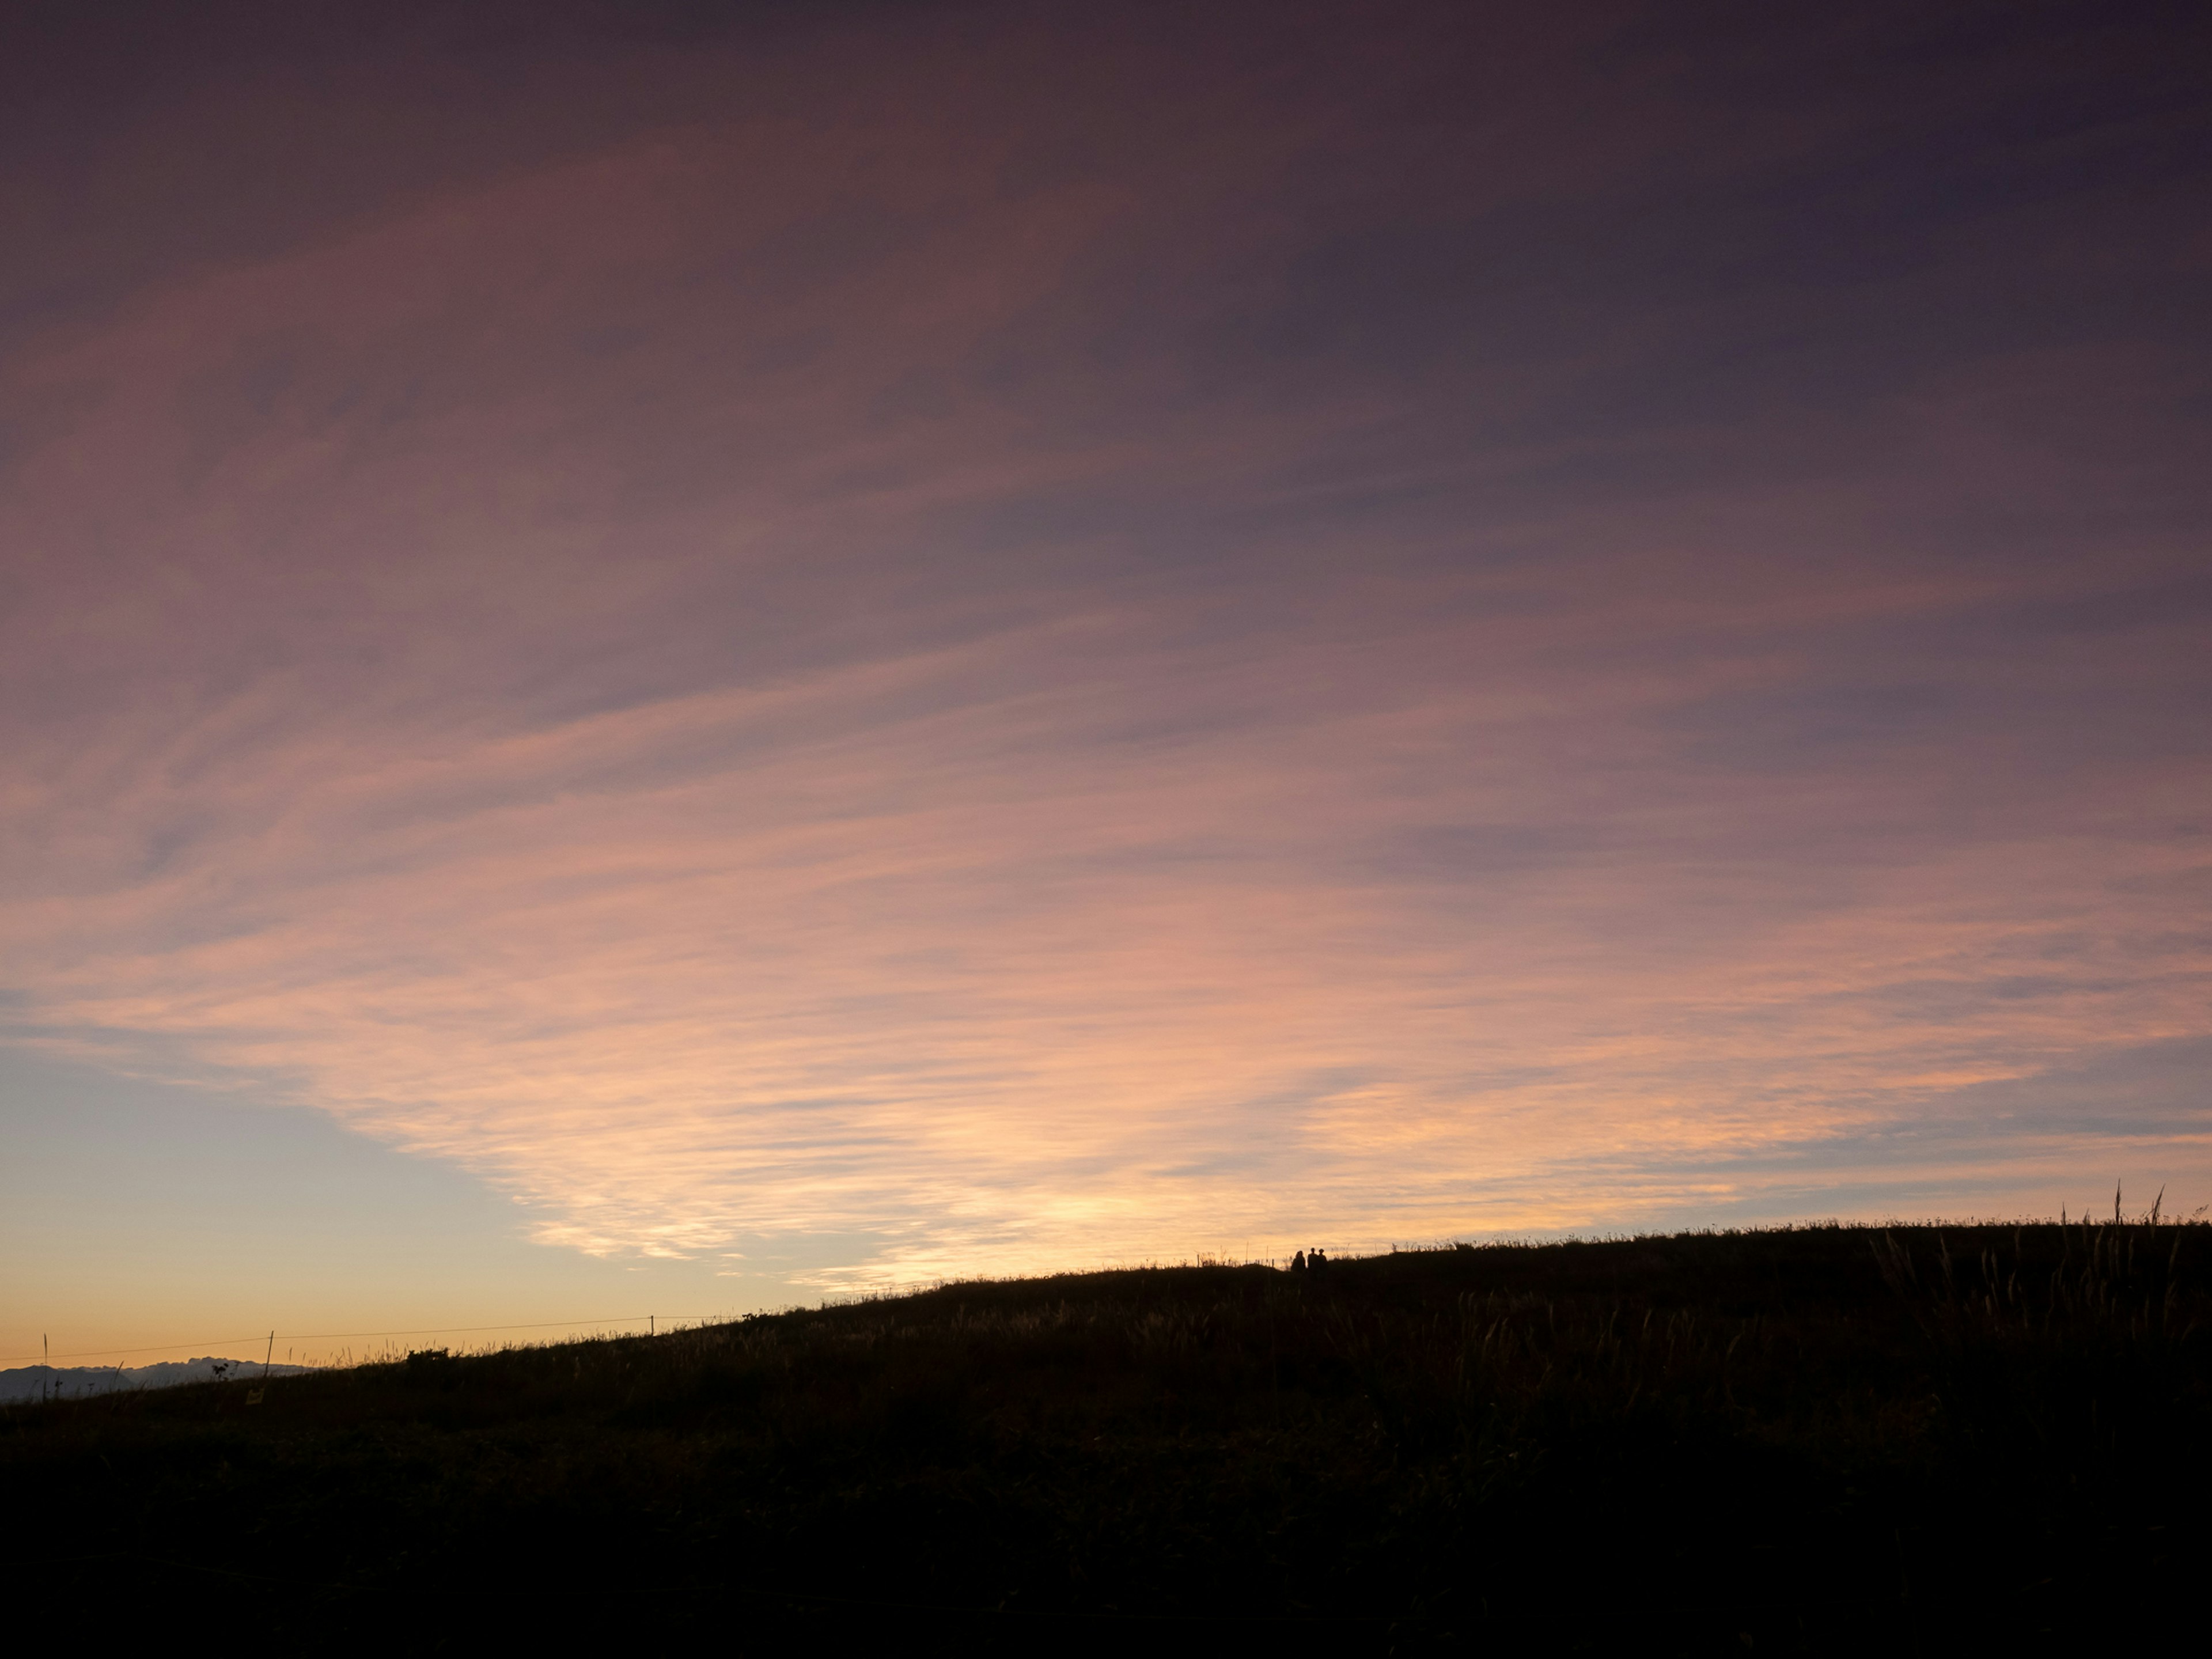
[3,1222,2205,1649]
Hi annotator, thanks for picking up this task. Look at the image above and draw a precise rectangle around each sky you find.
[5,0,2210,1366]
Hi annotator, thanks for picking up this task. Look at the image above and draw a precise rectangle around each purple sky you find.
[5,1,2210,1358]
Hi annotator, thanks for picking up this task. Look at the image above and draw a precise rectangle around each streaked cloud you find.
[3,2,2208,1290]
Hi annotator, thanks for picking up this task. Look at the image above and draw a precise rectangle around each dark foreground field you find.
[5,1222,2206,1650]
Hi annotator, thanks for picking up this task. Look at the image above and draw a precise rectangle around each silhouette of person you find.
[1291,1249,1306,1273]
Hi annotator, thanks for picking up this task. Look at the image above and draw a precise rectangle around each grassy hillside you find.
[5,1221,2206,1649]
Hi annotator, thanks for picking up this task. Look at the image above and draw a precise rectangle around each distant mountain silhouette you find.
[1,1355,313,1403]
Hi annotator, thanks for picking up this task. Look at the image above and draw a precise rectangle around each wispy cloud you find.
[3,2,2208,1289]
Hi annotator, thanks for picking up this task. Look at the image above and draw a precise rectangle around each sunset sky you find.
[6,0,2209,1368]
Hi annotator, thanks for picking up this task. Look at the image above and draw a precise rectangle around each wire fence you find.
[2,1312,732,1366]
[7,1246,1357,1365]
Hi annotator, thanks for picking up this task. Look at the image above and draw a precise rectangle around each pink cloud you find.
[4,3,2209,1288]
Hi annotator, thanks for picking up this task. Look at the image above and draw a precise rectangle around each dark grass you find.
[5,1221,2207,1649]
